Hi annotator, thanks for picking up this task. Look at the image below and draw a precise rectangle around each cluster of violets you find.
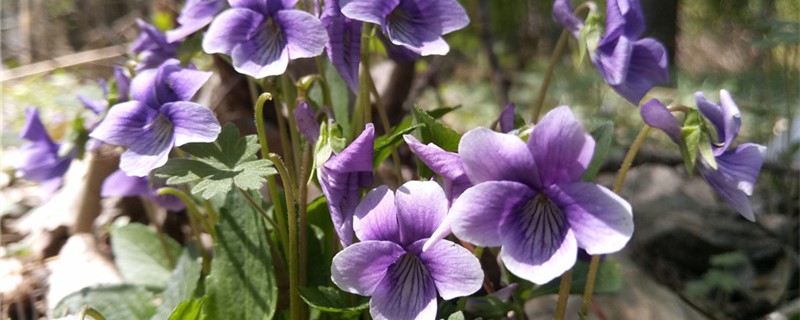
[14,0,767,319]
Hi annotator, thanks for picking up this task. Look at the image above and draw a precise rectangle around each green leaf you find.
[53,284,157,320]
[527,259,623,298]
[680,110,704,175]
[412,105,462,152]
[583,122,615,181]
[110,223,182,289]
[373,117,424,167]
[168,300,204,320]
[298,286,368,317]
[203,189,277,319]
[151,246,203,320]
[155,123,277,199]
[428,105,461,119]
[465,295,514,319]
[309,60,352,138]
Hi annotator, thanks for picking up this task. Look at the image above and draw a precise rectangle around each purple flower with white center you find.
[318,124,375,246]
[425,106,633,284]
[131,20,179,71]
[321,0,362,92]
[641,91,766,221]
[554,0,669,105]
[16,108,74,196]
[202,0,329,78]
[101,169,185,211]
[166,0,226,43]
[331,181,483,320]
[90,60,220,177]
[340,0,470,56]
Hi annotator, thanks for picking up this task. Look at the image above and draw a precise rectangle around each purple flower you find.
[131,20,179,71]
[554,0,669,105]
[498,103,517,133]
[321,0,362,92]
[101,169,185,211]
[202,0,328,78]
[427,106,633,284]
[331,181,483,320]
[641,92,766,221]
[293,101,320,145]
[16,108,74,195]
[90,60,220,177]
[166,0,226,43]
[318,124,375,246]
[403,135,470,206]
[340,0,469,56]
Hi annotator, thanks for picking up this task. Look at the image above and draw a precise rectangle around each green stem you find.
[580,125,651,316]
[298,144,313,288]
[531,29,569,122]
[315,57,334,107]
[269,153,302,320]
[531,3,594,122]
[254,92,291,259]
[281,75,303,181]
[368,72,405,186]
[157,187,211,275]
[272,90,299,200]
[79,307,107,320]
[554,269,573,320]
[352,24,374,137]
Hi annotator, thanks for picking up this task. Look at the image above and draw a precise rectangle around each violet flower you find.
[318,124,375,246]
[403,135,470,205]
[554,0,669,105]
[426,106,634,284]
[131,20,179,71]
[641,92,765,221]
[340,0,470,56]
[321,0,362,92]
[331,181,483,320]
[498,103,517,133]
[166,0,226,43]
[293,101,320,145]
[102,170,185,211]
[90,60,220,177]
[202,0,328,78]
[16,108,74,195]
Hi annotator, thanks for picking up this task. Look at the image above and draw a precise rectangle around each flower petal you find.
[340,0,399,25]
[499,200,578,284]
[641,98,681,144]
[593,35,633,86]
[90,101,158,147]
[406,0,469,35]
[321,0,362,92]
[605,0,645,39]
[447,181,536,248]
[277,9,328,59]
[369,253,437,320]
[607,38,669,104]
[553,0,583,38]
[498,103,516,133]
[354,185,400,243]
[549,182,633,255]
[294,101,320,144]
[230,19,291,79]
[395,181,448,245]
[529,106,595,186]
[160,101,221,146]
[459,127,539,187]
[331,240,406,296]
[324,123,374,174]
[403,135,470,202]
[19,108,55,145]
[101,169,150,197]
[415,239,483,300]
[696,90,741,155]
[384,15,449,56]
[166,0,223,43]
[202,8,261,55]
[156,64,212,104]
[79,95,107,115]
[699,143,766,221]
[121,113,176,176]
[114,66,131,102]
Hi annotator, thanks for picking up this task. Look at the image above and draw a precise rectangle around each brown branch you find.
[1,45,127,82]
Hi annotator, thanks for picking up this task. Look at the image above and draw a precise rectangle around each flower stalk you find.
[268,153,302,320]
[580,124,651,316]
[157,187,212,274]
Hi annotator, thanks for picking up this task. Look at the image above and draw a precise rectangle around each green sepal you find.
[680,109,704,175]
[582,122,615,182]
[578,7,603,65]
[298,286,368,318]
